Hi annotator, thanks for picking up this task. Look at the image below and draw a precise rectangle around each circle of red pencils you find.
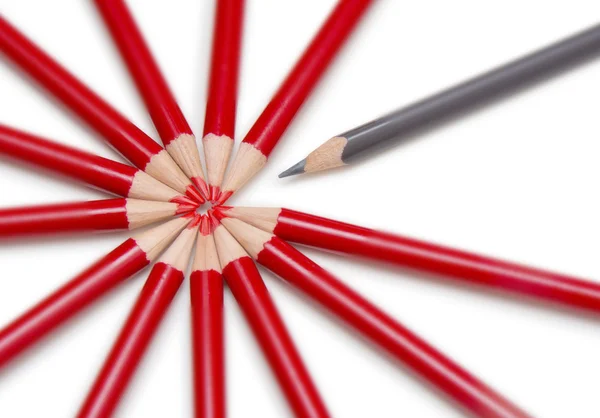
[0,1,596,417]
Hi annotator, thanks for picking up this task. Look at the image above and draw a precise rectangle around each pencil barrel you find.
[258,238,529,417]
[0,16,161,168]
[341,24,600,161]
[203,0,244,139]
[190,269,225,418]
[0,125,136,197]
[276,209,600,314]
[222,257,330,418]
[0,240,149,368]
[243,0,374,156]
[95,0,192,144]
[77,262,183,418]
[0,199,128,237]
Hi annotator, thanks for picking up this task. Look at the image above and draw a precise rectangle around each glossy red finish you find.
[186,185,206,205]
[0,125,137,197]
[222,257,329,418]
[208,185,220,203]
[190,269,225,418]
[191,177,210,202]
[0,239,149,368]
[203,0,244,138]
[213,190,232,206]
[257,236,529,418]
[176,203,199,215]
[276,208,600,314]
[0,199,128,237]
[78,262,184,418]
[95,0,192,145]
[0,17,162,169]
[242,0,373,156]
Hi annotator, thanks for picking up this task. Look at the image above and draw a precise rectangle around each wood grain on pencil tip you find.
[0,216,191,368]
[0,198,194,237]
[218,216,529,418]
[279,23,600,178]
[78,216,199,418]
[94,0,209,199]
[213,223,330,417]
[0,16,202,203]
[217,0,375,204]
[203,0,245,202]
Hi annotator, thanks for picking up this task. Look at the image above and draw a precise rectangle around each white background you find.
[1,1,599,416]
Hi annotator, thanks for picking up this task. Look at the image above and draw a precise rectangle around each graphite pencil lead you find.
[278,159,306,178]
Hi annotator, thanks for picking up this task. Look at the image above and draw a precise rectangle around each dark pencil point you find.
[278,159,307,178]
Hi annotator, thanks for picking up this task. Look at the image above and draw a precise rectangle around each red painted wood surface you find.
[95,0,192,145]
[257,236,529,418]
[203,0,244,139]
[0,199,128,236]
[190,269,225,418]
[0,125,136,197]
[0,16,162,169]
[78,262,184,418]
[222,257,330,418]
[0,239,149,368]
[242,0,373,157]
[275,208,600,314]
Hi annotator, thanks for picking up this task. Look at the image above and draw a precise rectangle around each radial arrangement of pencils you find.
[0,1,598,417]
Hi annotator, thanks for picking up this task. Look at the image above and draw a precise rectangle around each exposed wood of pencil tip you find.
[202,133,234,188]
[219,142,267,200]
[165,133,208,199]
[217,216,272,259]
[213,223,250,267]
[192,218,222,273]
[279,136,347,178]
[219,206,281,233]
[133,216,192,261]
[125,199,184,230]
[129,170,187,202]
[158,220,199,271]
[144,149,197,195]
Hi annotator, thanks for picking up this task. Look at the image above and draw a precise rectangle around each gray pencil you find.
[280,23,600,178]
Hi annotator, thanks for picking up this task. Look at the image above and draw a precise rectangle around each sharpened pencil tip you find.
[278,159,307,178]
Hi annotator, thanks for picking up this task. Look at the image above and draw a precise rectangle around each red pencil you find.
[0,125,195,205]
[0,215,192,368]
[190,215,225,418]
[220,206,600,315]
[0,16,204,203]
[217,0,374,204]
[212,219,330,418]
[94,0,209,199]
[78,215,200,418]
[0,198,194,237]
[216,215,530,418]
[202,0,245,201]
